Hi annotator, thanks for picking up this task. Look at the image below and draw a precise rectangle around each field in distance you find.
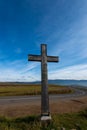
[0,83,73,96]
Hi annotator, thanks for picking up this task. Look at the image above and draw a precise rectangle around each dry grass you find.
[0,83,73,96]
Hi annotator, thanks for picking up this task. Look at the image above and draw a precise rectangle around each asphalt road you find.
[0,87,87,105]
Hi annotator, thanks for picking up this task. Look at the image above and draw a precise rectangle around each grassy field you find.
[0,83,73,96]
[0,83,87,129]
[0,109,87,130]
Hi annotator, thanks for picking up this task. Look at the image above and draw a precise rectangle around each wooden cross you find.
[28,44,59,120]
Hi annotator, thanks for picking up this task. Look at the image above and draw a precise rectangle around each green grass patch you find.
[0,83,73,96]
[0,109,87,130]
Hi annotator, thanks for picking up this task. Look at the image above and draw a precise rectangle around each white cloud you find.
[20,62,40,74]
[49,64,87,80]
[0,58,87,82]
[0,60,40,82]
[0,1,87,82]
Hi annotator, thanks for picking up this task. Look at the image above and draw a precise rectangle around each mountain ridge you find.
[0,79,87,87]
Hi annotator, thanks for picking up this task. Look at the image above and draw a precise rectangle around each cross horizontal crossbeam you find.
[28,54,59,62]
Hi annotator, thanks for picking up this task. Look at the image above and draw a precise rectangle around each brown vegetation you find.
[0,83,73,96]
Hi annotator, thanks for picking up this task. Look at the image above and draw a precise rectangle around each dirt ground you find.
[0,96,87,118]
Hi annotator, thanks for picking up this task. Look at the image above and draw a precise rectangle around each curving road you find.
[0,87,87,105]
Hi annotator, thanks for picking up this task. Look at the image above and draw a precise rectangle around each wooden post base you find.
[41,115,51,121]
[41,114,52,127]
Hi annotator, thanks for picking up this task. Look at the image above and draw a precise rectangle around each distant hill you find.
[29,79,87,87]
[0,79,87,87]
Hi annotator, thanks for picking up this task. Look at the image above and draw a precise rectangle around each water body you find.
[48,80,87,87]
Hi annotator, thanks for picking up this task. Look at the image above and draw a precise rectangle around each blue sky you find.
[0,0,87,82]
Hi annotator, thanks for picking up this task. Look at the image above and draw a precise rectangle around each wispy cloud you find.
[47,10,87,70]
[49,64,87,80]
[20,62,40,74]
[0,0,87,81]
[0,59,40,82]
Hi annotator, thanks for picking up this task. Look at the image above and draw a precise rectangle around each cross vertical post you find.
[41,44,49,116]
[28,44,59,121]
